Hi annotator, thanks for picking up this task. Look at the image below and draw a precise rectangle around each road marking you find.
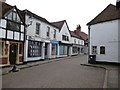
[103,69,108,88]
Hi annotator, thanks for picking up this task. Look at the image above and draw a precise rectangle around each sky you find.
[6,0,116,34]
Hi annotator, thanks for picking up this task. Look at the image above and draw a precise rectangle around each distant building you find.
[70,25,88,55]
[52,20,72,57]
[87,1,120,63]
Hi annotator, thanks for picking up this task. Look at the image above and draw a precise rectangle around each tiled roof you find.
[51,20,65,30]
[0,1,13,17]
[70,31,80,39]
[0,1,24,24]
[87,4,120,25]
[22,9,59,29]
[80,32,88,41]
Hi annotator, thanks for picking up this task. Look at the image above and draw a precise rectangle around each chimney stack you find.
[116,0,120,9]
[74,24,81,36]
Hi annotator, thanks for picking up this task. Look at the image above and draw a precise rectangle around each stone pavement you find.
[80,57,119,88]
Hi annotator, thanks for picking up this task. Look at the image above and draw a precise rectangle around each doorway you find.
[9,44,17,65]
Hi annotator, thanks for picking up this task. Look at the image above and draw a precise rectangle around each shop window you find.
[81,48,84,53]
[73,47,78,53]
[100,46,105,54]
[28,41,42,57]
[92,46,97,54]
[19,43,23,54]
[52,44,56,55]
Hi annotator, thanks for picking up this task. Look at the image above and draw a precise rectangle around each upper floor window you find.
[53,29,56,39]
[100,46,105,54]
[62,35,69,41]
[47,26,50,37]
[36,23,40,35]
[7,10,21,23]
[7,21,21,31]
[92,46,97,54]
[74,39,76,44]
[6,9,21,31]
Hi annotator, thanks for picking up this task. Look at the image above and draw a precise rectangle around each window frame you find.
[46,26,50,37]
[36,23,40,35]
[92,46,97,55]
[100,46,105,54]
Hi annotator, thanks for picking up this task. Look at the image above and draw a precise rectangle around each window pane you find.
[100,46,105,54]
[7,21,20,31]
[36,23,40,35]
[17,14,21,22]
[47,27,50,37]
[7,12,12,20]
[13,12,17,21]
[92,46,97,54]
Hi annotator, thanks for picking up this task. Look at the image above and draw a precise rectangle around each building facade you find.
[23,10,60,62]
[52,20,72,57]
[70,31,84,56]
[87,2,120,63]
[0,2,25,66]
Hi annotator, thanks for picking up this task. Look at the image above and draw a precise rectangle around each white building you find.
[23,10,60,62]
[70,31,84,55]
[87,2,120,63]
[0,2,25,66]
[52,20,72,57]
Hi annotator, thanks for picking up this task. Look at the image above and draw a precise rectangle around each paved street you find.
[2,55,106,88]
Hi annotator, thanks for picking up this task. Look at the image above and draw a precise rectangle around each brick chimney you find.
[74,24,81,36]
[116,0,120,9]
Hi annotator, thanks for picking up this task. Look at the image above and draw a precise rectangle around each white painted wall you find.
[90,20,119,63]
[25,15,59,41]
[59,22,71,43]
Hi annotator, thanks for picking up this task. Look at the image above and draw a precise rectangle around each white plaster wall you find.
[71,37,84,46]
[59,22,71,43]
[90,20,119,63]
[26,15,59,41]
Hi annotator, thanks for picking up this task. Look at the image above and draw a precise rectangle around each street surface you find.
[2,55,105,88]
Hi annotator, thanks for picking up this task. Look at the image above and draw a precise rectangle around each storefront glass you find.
[28,41,42,57]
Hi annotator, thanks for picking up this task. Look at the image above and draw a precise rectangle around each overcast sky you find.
[6,0,116,34]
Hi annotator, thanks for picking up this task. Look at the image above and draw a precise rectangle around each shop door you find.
[9,44,17,65]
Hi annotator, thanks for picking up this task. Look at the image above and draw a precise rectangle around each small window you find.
[47,26,50,37]
[100,46,105,54]
[53,29,56,39]
[92,46,97,54]
[36,23,40,35]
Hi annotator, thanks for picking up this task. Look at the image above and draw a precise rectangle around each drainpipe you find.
[88,25,91,61]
